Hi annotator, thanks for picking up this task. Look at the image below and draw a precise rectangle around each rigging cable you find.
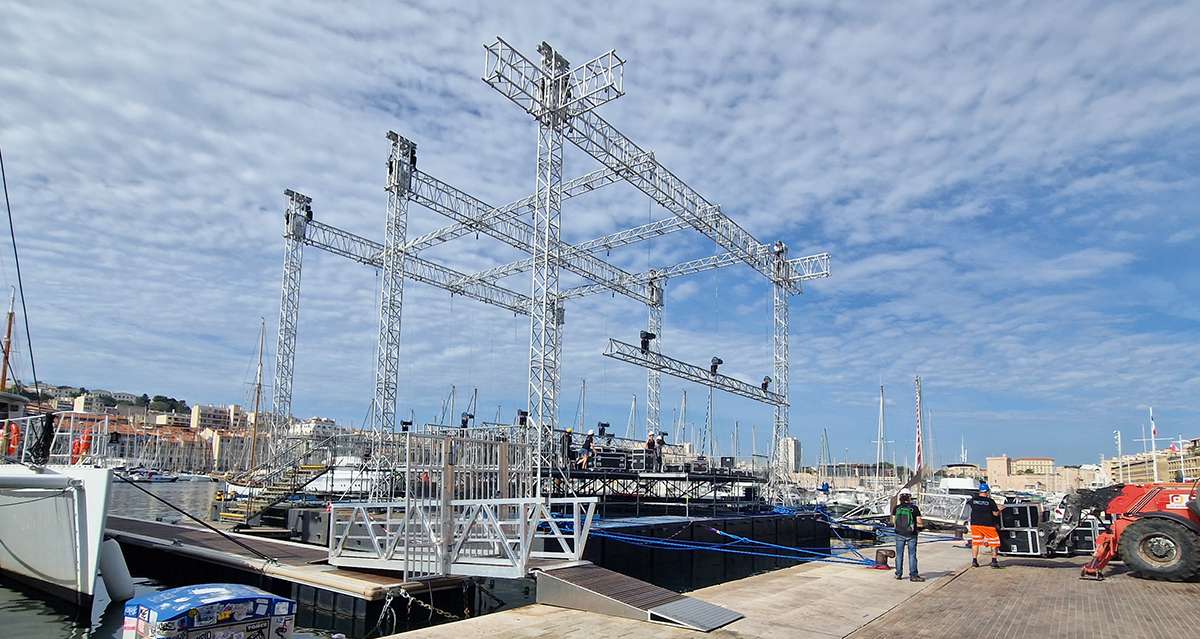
[0,144,40,395]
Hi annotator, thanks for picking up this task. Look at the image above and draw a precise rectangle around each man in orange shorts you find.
[968,483,1002,568]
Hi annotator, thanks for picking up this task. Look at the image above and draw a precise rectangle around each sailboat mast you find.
[248,318,265,471]
[914,376,924,490]
[0,288,14,390]
[875,384,885,490]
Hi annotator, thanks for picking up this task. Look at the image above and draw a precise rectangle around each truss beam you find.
[409,169,654,305]
[603,339,787,406]
[300,218,529,314]
[482,37,803,291]
[560,251,831,301]
[401,160,649,254]
[459,212,700,286]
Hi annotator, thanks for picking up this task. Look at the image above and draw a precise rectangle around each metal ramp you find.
[535,562,743,632]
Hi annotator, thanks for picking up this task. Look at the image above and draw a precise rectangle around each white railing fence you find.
[328,496,597,580]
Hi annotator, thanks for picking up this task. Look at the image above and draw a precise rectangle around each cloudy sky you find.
[2,1,1197,466]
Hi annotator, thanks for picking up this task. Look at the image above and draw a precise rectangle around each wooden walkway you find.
[850,556,1200,639]
[393,539,973,638]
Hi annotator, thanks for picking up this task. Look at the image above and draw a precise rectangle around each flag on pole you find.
[1150,408,1157,438]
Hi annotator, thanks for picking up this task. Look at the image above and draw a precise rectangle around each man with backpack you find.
[893,489,925,582]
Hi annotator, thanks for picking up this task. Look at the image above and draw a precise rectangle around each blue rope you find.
[589,527,877,567]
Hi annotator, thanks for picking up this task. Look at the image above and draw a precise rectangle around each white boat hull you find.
[0,464,112,607]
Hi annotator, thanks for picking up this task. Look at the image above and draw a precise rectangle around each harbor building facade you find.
[985,455,1098,492]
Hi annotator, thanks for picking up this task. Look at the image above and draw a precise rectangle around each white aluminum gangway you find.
[325,425,600,580]
[328,496,597,580]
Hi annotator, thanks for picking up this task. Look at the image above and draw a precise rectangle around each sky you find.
[1,1,1197,466]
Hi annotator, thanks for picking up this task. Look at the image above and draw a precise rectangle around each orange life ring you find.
[70,428,94,464]
[6,424,20,456]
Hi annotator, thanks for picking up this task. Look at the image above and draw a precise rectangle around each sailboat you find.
[0,148,128,608]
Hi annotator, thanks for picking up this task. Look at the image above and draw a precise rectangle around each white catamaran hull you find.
[0,464,112,607]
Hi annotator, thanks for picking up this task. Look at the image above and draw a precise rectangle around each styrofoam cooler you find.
[122,583,296,639]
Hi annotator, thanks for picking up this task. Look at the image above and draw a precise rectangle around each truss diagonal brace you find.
[603,338,787,406]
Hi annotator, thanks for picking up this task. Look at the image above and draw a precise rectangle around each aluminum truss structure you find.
[371,132,416,462]
[482,37,830,500]
[603,339,788,406]
[266,37,832,505]
[270,189,310,448]
[646,280,663,434]
[767,242,791,501]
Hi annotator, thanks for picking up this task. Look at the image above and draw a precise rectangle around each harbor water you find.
[0,481,342,638]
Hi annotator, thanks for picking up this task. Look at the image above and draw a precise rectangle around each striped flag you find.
[1151,407,1157,438]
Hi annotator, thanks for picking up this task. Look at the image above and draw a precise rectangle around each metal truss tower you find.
[528,43,569,488]
[372,132,415,454]
[271,189,310,448]
[767,241,791,501]
[646,278,663,434]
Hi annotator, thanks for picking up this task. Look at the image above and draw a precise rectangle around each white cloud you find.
[0,1,1197,464]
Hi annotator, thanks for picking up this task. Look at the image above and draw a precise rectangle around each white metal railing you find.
[918,492,972,525]
[1,413,111,466]
[328,496,597,580]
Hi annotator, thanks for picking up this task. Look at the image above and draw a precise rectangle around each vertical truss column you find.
[768,242,791,501]
[646,278,663,434]
[371,132,416,463]
[271,190,311,452]
[529,43,568,492]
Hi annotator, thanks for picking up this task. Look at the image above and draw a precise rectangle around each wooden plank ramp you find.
[535,562,742,632]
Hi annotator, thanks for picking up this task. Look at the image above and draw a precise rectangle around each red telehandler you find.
[1076,481,1200,580]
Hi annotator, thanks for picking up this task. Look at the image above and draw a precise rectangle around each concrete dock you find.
[393,539,972,639]
[851,556,1200,639]
[394,542,1200,639]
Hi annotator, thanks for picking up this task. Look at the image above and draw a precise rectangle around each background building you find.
[779,437,801,472]
[985,454,1096,492]
[73,393,103,413]
[190,404,246,430]
[1011,457,1055,475]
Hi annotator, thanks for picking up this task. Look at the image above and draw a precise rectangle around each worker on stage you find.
[892,489,925,581]
[969,483,1002,568]
[576,429,595,469]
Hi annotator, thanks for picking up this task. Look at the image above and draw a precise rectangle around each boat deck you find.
[106,516,461,601]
